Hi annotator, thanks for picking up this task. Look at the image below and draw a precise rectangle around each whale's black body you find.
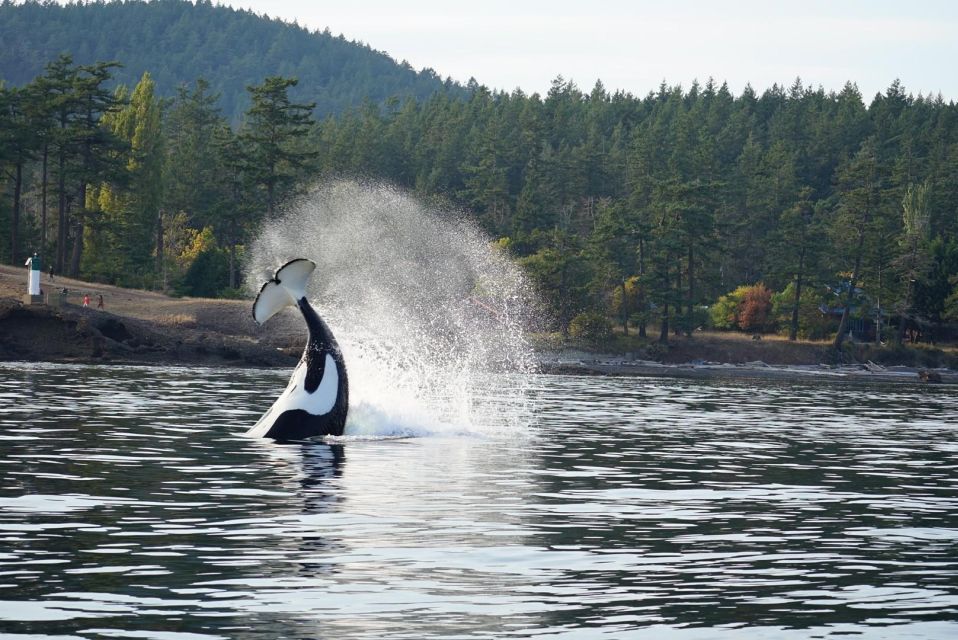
[247,259,348,441]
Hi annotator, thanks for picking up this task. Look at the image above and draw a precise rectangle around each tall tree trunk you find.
[658,256,670,344]
[894,243,921,345]
[833,228,866,351]
[41,144,49,253]
[56,107,70,275]
[789,244,806,341]
[10,161,23,264]
[621,281,629,336]
[229,242,237,289]
[638,238,646,338]
[875,262,883,345]
[896,276,914,345]
[69,183,86,277]
[559,262,570,338]
[155,210,164,289]
[685,241,694,337]
[70,218,83,277]
[674,260,682,336]
[57,152,67,274]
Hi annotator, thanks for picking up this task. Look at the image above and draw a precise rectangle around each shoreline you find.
[1,265,955,385]
[539,358,957,385]
[0,296,300,369]
[1,297,952,386]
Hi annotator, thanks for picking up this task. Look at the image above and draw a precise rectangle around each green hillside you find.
[0,0,463,119]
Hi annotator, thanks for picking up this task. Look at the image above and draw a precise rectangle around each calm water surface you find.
[0,363,956,639]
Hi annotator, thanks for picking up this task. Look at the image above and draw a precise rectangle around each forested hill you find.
[0,0,463,119]
[3,3,958,350]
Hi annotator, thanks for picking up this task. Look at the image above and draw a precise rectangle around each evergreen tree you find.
[162,78,231,288]
[831,138,886,350]
[40,54,81,274]
[4,48,958,343]
[774,188,824,340]
[239,76,317,218]
[895,181,932,342]
[88,72,162,284]
[163,79,225,228]
[69,60,124,276]
[0,85,37,263]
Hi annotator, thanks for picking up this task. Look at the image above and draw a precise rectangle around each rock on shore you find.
[0,297,296,368]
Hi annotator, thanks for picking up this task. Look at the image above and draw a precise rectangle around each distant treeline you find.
[2,52,958,348]
[311,77,958,347]
[0,0,462,121]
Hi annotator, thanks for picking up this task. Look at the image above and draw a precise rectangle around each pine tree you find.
[0,86,37,263]
[774,188,823,340]
[40,54,81,274]
[21,76,58,258]
[239,76,316,218]
[163,79,225,228]
[831,138,886,350]
[162,78,230,288]
[89,72,162,284]
[69,60,124,276]
[895,181,931,342]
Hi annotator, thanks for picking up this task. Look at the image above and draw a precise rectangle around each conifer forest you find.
[2,1,958,349]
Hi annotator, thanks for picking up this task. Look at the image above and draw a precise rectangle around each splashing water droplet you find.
[246,180,540,438]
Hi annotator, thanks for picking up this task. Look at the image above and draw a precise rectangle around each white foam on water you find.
[246,180,540,440]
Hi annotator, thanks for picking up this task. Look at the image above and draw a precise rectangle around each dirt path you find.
[0,264,256,335]
[0,264,303,367]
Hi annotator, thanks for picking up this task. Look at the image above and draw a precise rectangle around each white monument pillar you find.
[25,253,41,296]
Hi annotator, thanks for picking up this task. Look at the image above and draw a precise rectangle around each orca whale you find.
[246,259,349,440]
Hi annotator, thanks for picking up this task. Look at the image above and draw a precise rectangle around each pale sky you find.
[232,0,957,101]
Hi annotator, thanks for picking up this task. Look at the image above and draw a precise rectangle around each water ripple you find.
[0,363,955,638]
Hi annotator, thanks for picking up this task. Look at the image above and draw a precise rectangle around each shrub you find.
[568,311,614,344]
[611,276,641,318]
[709,284,774,332]
[644,342,668,362]
[771,282,832,340]
[709,287,746,329]
[738,284,773,331]
[178,246,229,298]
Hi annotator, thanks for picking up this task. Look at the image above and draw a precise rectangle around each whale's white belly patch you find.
[247,353,339,437]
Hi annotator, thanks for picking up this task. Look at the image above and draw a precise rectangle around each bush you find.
[738,284,773,331]
[709,287,745,329]
[644,342,668,362]
[709,284,774,332]
[178,247,229,298]
[568,311,614,344]
[771,282,832,340]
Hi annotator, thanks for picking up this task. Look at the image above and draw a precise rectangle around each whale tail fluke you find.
[253,258,316,325]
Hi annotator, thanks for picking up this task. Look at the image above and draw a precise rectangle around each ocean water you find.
[0,362,956,639]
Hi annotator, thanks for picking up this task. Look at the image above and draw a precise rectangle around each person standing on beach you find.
[83,294,90,307]
[48,265,54,282]
[97,294,104,309]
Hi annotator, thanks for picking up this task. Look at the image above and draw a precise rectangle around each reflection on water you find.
[0,362,956,639]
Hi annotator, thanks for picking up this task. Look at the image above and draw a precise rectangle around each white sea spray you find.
[246,179,540,438]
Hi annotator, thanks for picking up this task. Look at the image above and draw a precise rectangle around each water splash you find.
[245,180,539,438]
